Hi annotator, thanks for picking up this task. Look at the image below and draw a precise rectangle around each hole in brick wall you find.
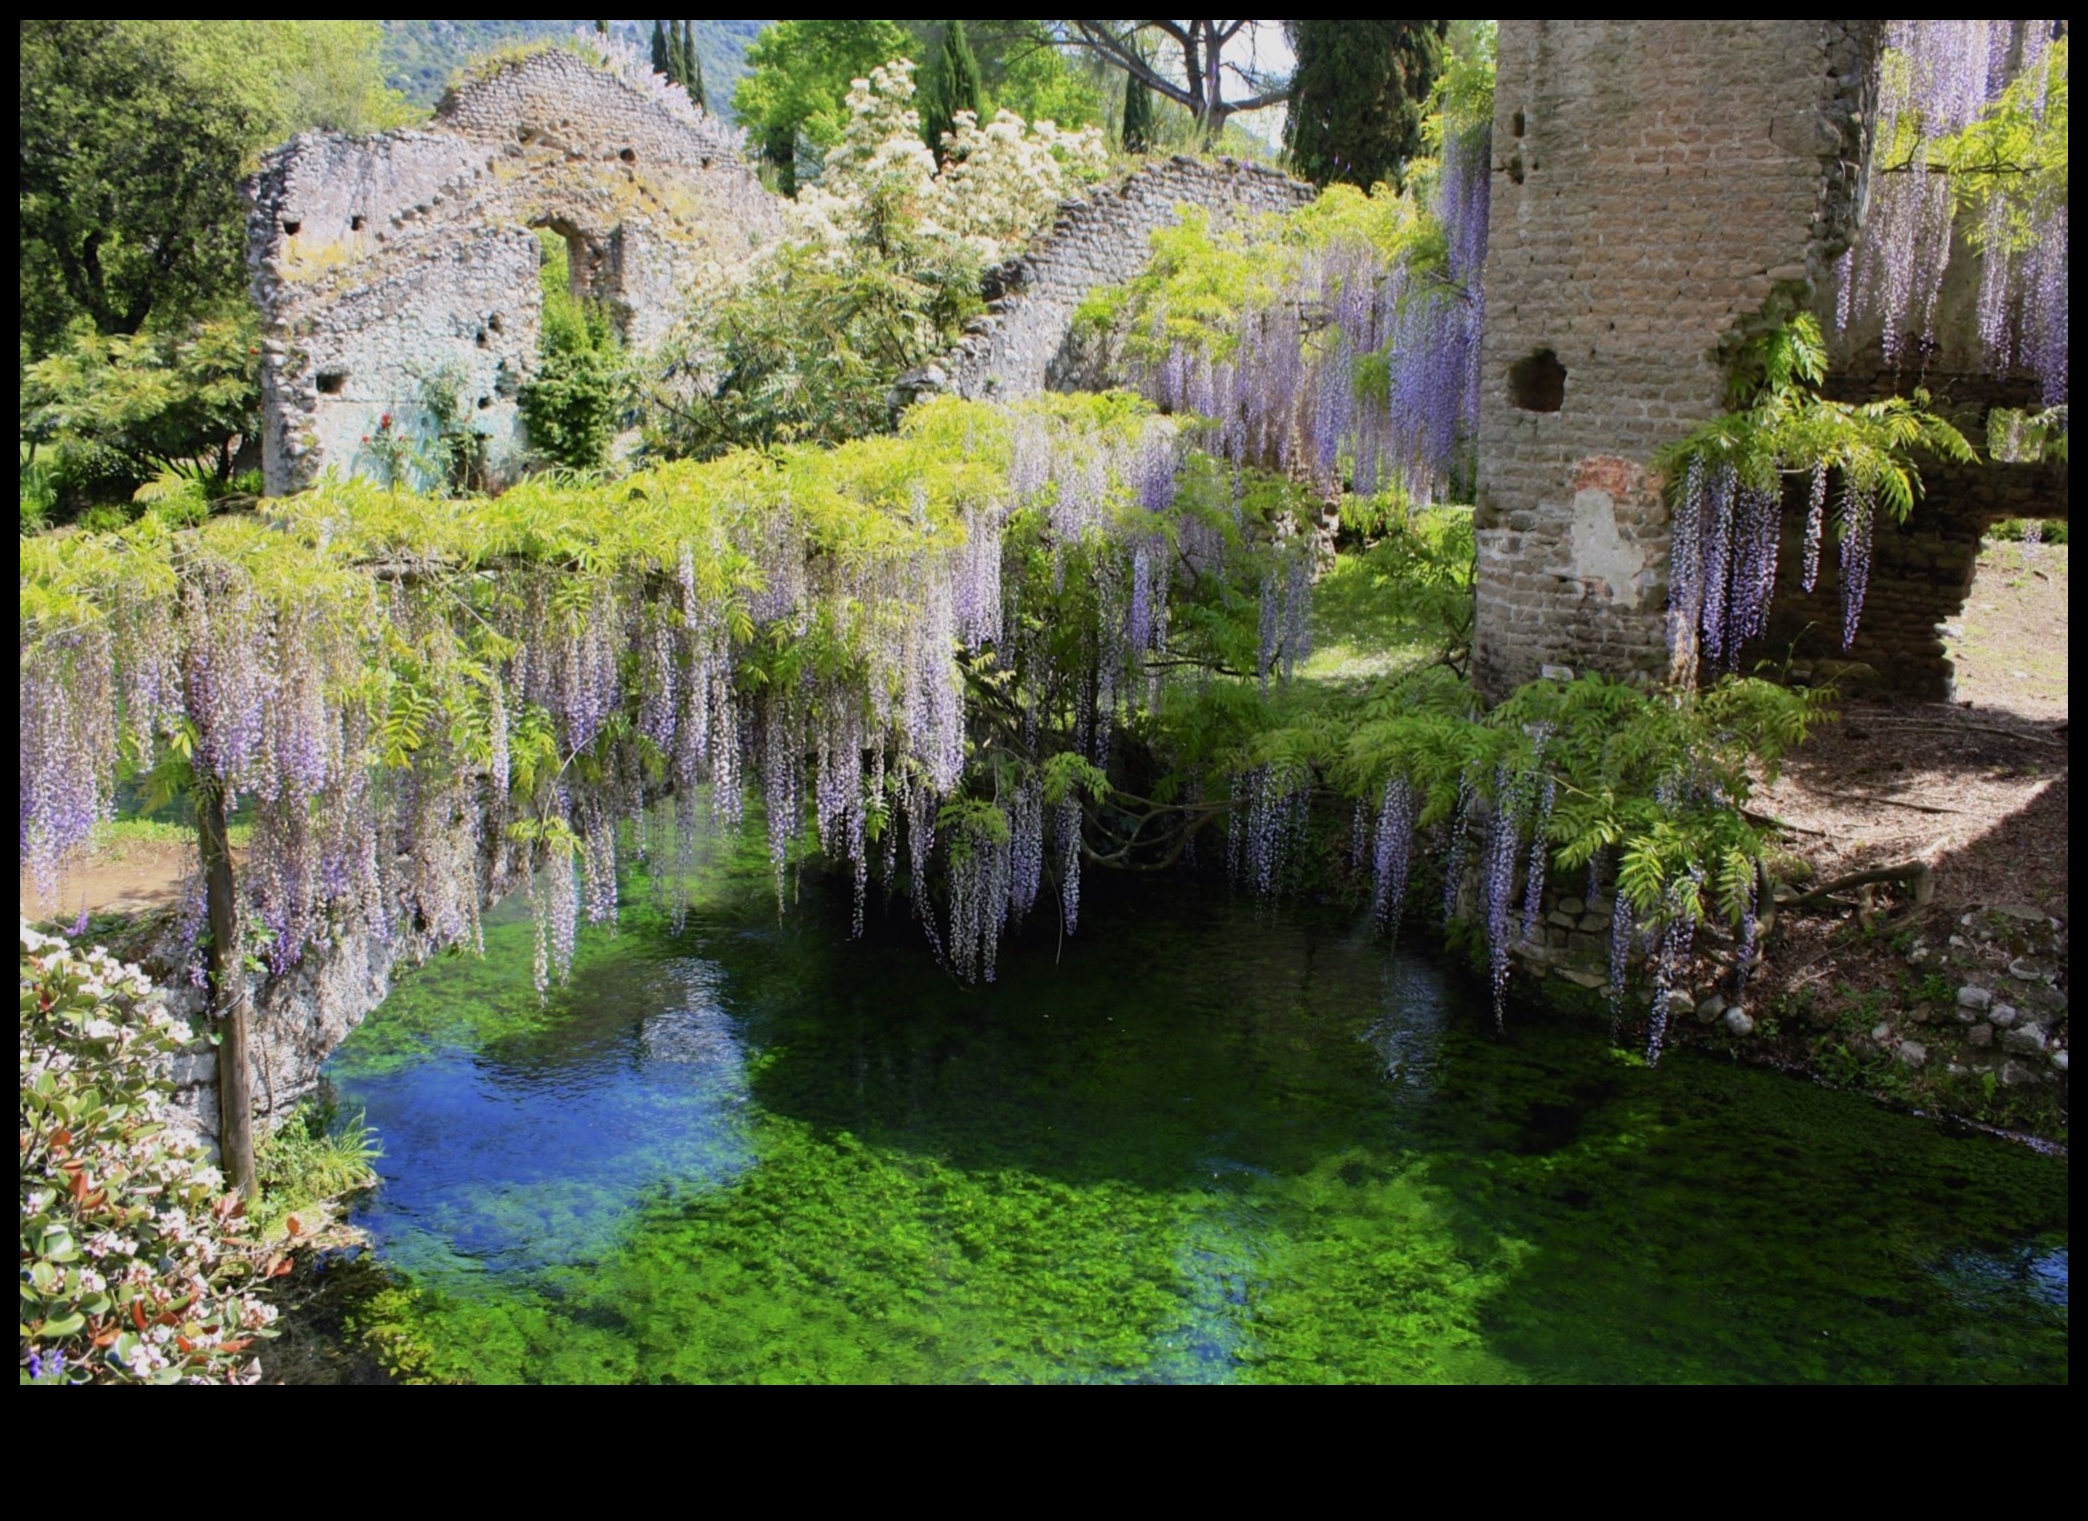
[1512,109,1526,138]
[282,219,302,236]
[1507,155,1526,185]
[619,147,636,163]
[476,328,489,348]
[701,156,713,170]
[488,313,504,333]
[316,370,346,395]
[478,396,492,410]
[1508,349,1567,413]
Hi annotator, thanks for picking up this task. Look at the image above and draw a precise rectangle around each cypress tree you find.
[1121,71,1153,154]
[681,20,704,108]
[1284,20,1449,191]
[650,19,671,78]
[921,19,985,161]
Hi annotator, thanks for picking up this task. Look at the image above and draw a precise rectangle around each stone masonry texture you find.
[1472,20,2064,702]
[905,155,1314,405]
[247,47,781,495]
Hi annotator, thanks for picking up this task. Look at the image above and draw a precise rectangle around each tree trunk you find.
[198,784,256,1196]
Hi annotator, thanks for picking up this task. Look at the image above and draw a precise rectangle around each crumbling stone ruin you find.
[903,155,1315,404]
[1472,19,2067,701]
[247,46,781,494]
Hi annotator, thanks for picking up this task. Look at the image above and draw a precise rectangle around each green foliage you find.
[1120,67,1154,154]
[1285,21,1449,191]
[520,231,629,472]
[21,315,261,516]
[251,1100,381,1235]
[1080,185,1420,367]
[734,19,913,193]
[20,924,275,1384]
[1930,34,2068,259]
[920,19,987,158]
[19,21,413,355]
[1663,315,1977,523]
[654,226,982,459]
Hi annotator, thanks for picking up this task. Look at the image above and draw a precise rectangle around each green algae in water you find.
[327,866,2067,1384]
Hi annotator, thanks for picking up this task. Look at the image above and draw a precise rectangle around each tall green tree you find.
[651,19,671,76]
[920,19,988,158]
[1120,60,1154,152]
[734,19,912,194]
[1284,20,1449,191]
[19,21,411,355]
[682,20,707,110]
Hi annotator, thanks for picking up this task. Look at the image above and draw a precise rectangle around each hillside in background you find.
[381,19,768,118]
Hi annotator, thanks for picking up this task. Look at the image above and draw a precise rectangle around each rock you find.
[1723,1007,1756,1038]
[1895,1041,1928,1069]
[1579,912,1613,933]
[1696,994,1726,1025]
[1999,1058,2044,1088]
[1555,967,1606,990]
[1989,903,2049,924]
[1956,985,1993,1012]
[2052,1050,2069,1074]
[1946,1062,1969,1076]
[1948,935,1970,950]
[1557,897,1586,917]
[1548,909,1578,929]
[1989,1003,2019,1029]
[1871,1021,1893,1044]
[1664,989,1695,1021]
[1968,1023,1994,1048]
[2002,1024,2047,1055]
[1907,944,1930,963]
[1584,897,1614,917]
[2009,957,2055,983]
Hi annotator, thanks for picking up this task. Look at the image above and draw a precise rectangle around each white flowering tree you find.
[20,923,276,1383]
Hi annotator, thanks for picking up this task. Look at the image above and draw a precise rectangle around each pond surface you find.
[329,848,2067,1384]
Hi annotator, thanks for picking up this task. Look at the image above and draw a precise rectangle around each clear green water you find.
[329,846,2068,1384]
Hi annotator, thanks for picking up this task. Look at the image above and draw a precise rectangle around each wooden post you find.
[198,783,256,1197]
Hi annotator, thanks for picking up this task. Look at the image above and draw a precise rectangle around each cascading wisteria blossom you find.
[20,396,1274,991]
[1369,775,1415,932]
[1116,108,1492,508]
[1839,19,2067,408]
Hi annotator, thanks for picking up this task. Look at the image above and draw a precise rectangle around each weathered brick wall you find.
[907,156,1314,404]
[1472,20,1883,697]
[248,47,781,495]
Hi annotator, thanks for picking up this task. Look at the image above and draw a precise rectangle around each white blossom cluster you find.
[20,921,274,1384]
[791,59,1108,267]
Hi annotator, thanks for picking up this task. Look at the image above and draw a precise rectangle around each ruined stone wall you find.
[1736,455,2067,699]
[249,47,781,495]
[1472,20,1883,697]
[917,156,1314,403]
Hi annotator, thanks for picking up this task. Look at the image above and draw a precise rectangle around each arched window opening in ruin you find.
[282,220,301,237]
[316,370,346,395]
[619,148,636,163]
[351,215,366,232]
[1509,349,1567,413]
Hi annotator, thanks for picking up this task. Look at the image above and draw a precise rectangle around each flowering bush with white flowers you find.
[20,922,273,1384]
[793,60,1107,268]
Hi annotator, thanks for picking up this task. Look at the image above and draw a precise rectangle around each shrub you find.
[20,922,274,1384]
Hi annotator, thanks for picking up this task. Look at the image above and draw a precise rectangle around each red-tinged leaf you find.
[269,1257,294,1278]
[284,1215,303,1237]
[131,1298,149,1330]
[220,1338,252,1354]
[177,1335,196,1354]
[94,1328,120,1348]
[51,1127,72,1149]
[69,1169,89,1200]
